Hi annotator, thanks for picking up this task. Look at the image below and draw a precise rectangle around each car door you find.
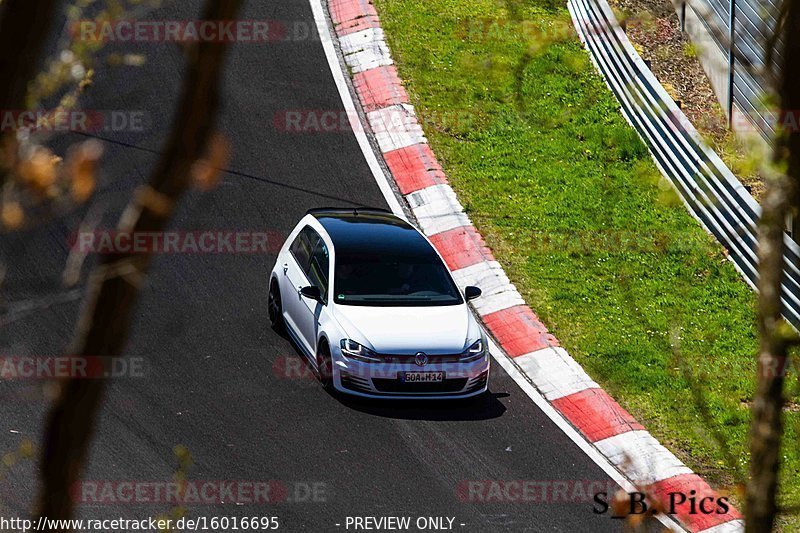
[281,227,315,356]
[297,233,329,349]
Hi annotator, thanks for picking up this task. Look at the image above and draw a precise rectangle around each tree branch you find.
[746,1,800,531]
[34,0,243,525]
[0,0,58,187]
[0,0,58,110]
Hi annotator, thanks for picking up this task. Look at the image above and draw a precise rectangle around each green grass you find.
[374,0,800,524]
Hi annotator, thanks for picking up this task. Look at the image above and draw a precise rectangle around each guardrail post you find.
[680,2,686,32]
[727,0,736,127]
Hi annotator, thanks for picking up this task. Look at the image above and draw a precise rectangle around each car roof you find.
[306,208,440,260]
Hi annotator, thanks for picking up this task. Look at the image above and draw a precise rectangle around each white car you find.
[268,208,490,399]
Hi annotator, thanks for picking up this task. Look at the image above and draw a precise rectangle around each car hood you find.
[332,303,479,355]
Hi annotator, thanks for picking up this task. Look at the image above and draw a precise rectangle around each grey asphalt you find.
[0,1,665,531]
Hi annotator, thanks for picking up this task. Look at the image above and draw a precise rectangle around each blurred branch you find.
[746,1,800,531]
[0,0,58,115]
[33,0,243,525]
[0,0,58,188]
[0,1,167,234]
[764,0,791,89]
[746,175,793,533]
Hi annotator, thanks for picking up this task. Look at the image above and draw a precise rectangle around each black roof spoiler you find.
[306,206,395,217]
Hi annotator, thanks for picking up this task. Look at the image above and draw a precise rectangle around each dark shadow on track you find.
[334,391,508,421]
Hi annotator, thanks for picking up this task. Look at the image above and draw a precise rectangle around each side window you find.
[290,226,329,302]
[308,239,330,301]
[289,227,315,271]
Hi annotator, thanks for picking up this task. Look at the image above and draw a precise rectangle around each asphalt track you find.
[0,1,663,531]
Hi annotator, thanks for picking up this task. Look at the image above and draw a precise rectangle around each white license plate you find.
[402,372,444,383]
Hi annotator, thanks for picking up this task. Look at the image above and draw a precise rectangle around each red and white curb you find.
[318,0,744,531]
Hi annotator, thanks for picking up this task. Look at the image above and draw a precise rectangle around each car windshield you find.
[334,254,463,306]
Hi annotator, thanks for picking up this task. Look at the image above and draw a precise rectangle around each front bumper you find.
[332,354,490,399]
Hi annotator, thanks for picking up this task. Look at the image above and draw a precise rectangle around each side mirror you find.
[300,286,322,302]
[465,286,482,301]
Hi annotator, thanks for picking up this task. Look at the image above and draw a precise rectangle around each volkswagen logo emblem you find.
[414,352,428,367]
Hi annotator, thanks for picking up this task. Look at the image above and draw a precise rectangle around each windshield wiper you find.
[358,295,433,301]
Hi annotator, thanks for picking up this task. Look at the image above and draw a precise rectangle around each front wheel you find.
[317,342,334,393]
[268,279,284,333]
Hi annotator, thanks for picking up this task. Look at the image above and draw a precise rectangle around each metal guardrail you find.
[682,0,781,142]
[568,0,800,328]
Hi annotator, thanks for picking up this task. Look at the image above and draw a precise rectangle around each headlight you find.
[340,339,381,363]
[460,338,486,362]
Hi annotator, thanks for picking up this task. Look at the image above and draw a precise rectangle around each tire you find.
[268,279,284,333]
[316,341,334,393]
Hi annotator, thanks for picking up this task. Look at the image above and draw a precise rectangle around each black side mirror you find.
[465,286,482,301]
[300,286,322,302]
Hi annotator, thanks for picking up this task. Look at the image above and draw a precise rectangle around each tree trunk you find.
[34,0,243,526]
[746,1,800,531]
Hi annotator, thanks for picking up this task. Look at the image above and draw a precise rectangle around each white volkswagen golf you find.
[268,208,490,399]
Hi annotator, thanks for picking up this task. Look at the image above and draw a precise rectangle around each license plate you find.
[402,371,444,383]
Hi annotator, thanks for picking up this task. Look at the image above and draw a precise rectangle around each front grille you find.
[380,354,461,364]
[371,377,468,394]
